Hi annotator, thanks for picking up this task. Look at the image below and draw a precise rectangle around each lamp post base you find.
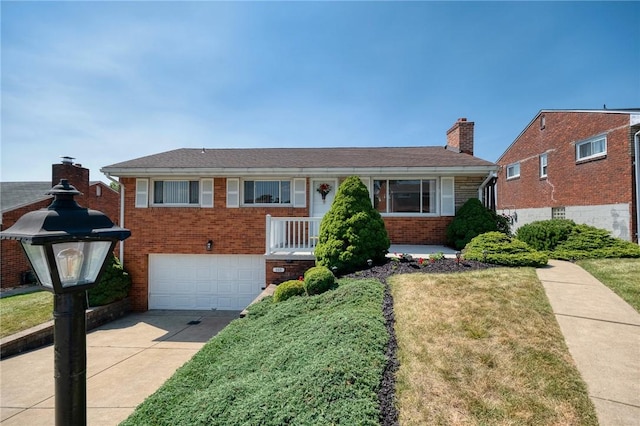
[53,291,87,426]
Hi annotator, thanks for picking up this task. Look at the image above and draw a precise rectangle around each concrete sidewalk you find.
[537,260,640,426]
[0,310,239,425]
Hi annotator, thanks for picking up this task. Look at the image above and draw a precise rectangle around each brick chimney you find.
[446,118,474,155]
[52,156,90,201]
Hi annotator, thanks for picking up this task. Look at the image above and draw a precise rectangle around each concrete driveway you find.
[0,310,239,425]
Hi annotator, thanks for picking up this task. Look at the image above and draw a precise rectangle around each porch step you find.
[240,284,277,318]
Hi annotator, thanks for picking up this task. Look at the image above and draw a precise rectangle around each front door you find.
[310,178,338,238]
[311,178,338,218]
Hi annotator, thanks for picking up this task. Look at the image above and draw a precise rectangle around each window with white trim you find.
[243,180,291,204]
[373,179,437,214]
[576,135,606,161]
[152,180,200,205]
[506,163,520,179]
[540,153,548,178]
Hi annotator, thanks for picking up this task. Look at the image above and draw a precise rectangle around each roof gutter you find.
[100,165,499,178]
[103,172,128,263]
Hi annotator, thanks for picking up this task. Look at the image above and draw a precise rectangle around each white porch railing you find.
[266,215,322,255]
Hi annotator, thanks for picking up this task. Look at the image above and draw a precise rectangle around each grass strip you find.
[577,258,640,312]
[391,268,597,425]
[122,278,387,426]
[0,291,53,338]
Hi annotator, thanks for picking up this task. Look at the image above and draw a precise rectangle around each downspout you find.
[635,131,640,244]
[104,173,127,262]
[478,172,496,209]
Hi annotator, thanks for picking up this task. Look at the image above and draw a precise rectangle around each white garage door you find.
[149,254,265,311]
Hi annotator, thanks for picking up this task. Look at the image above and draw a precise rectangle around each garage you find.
[148,254,265,311]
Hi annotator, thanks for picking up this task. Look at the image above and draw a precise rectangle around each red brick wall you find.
[384,216,453,244]
[497,111,638,241]
[266,259,316,286]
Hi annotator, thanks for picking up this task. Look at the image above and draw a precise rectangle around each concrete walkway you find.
[537,260,640,426]
[0,310,239,425]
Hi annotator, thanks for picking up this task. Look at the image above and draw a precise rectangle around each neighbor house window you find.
[506,163,520,179]
[540,114,546,130]
[373,179,437,214]
[540,153,548,178]
[243,180,291,204]
[576,135,607,161]
[153,180,199,205]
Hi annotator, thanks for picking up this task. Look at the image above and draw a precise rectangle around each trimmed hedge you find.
[273,280,306,303]
[464,232,548,267]
[516,219,576,251]
[553,224,640,260]
[516,220,640,260]
[304,266,336,296]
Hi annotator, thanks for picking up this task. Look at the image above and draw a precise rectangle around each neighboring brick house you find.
[0,158,121,288]
[496,109,640,243]
[101,118,498,312]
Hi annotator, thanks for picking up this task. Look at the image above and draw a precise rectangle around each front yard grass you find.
[0,291,53,338]
[122,278,388,426]
[391,268,597,425]
[577,258,640,312]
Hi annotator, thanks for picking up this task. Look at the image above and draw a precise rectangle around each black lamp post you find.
[0,180,130,426]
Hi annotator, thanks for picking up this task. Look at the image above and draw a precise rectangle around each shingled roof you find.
[0,182,53,213]
[102,146,496,177]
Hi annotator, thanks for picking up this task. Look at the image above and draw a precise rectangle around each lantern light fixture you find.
[0,179,130,425]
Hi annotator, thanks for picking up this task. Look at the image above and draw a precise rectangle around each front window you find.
[576,135,606,161]
[506,163,520,179]
[244,180,291,204]
[153,180,199,205]
[373,179,436,214]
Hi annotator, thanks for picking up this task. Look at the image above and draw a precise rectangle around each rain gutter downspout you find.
[478,171,497,208]
[104,172,127,262]
[635,130,640,244]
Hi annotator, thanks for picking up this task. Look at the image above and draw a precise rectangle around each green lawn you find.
[391,268,597,425]
[577,258,640,312]
[0,290,53,338]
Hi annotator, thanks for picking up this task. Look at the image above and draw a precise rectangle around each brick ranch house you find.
[496,109,640,243]
[101,118,498,312]
[1,158,121,288]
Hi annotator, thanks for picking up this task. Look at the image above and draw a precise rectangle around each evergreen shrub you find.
[273,280,306,303]
[553,224,640,260]
[304,266,336,296]
[314,176,390,273]
[464,231,548,267]
[516,219,576,251]
[446,199,508,250]
[87,255,131,306]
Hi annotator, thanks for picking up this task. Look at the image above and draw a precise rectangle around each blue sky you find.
[2,1,639,183]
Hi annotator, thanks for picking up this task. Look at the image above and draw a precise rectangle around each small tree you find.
[314,176,390,273]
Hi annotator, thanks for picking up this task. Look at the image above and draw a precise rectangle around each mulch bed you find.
[341,258,496,426]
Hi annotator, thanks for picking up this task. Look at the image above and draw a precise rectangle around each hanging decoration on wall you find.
[316,183,332,202]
